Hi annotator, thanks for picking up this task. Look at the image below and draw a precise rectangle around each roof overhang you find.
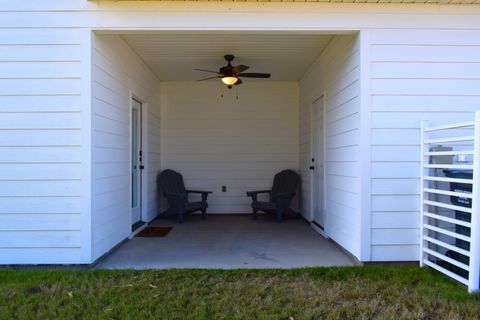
[87,0,480,4]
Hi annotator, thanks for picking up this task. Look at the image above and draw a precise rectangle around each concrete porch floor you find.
[96,215,358,269]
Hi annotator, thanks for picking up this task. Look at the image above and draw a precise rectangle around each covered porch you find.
[96,215,357,269]
[89,29,364,267]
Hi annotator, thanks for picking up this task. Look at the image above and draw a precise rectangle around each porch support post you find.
[468,111,480,293]
[419,120,429,268]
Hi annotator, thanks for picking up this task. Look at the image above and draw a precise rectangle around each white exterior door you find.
[311,96,325,229]
[131,98,143,225]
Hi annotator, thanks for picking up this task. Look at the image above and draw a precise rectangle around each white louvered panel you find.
[420,114,480,293]
[423,223,471,242]
[423,260,469,286]
[424,188,473,199]
[424,236,470,257]
[424,212,472,228]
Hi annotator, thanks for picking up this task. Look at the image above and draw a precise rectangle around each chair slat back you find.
[158,169,186,195]
[271,170,300,198]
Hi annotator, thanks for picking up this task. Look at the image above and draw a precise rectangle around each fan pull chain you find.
[236,86,239,100]
[220,83,224,98]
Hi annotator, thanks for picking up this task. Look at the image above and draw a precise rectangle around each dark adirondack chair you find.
[246,169,300,222]
[157,169,212,223]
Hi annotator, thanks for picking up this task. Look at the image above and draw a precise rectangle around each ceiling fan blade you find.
[233,64,249,73]
[194,68,221,74]
[237,72,271,78]
[219,65,232,75]
[196,76,221,82]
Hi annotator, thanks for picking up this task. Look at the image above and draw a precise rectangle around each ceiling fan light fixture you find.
[221,76,238,86]
[195,55,270,86]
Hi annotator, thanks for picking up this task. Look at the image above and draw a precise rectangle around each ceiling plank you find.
[119,33,333,81]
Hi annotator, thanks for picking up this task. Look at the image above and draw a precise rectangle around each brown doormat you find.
[135,226,172,238]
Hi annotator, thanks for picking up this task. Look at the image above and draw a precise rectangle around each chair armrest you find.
[164,192,187,202]
[246,190,271,202]
[246,190,271,197]
[186,190,213,194]
[186,190,212,202]
[272,192,296,199]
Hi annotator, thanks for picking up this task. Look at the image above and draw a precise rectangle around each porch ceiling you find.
[120,33,334,81]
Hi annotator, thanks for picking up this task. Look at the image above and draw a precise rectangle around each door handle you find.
[309,166,315,170]
[139,165,145,170]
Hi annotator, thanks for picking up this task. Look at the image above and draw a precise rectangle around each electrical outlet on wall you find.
[222,185,227,192]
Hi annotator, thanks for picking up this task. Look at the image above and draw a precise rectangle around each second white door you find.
[131,98,143,226]
[311,96,325,229]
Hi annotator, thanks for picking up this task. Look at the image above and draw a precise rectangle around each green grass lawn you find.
[0,266,479,319]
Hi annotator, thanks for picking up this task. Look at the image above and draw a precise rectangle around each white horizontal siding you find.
[0,146,81,163]
[299,35,361,258]
[0,181,81,197]
[161,81,299,214]
[0,28,86,264]
[0,248,82,265]
[0,95,81,113]
[0,231,81,248]
[2,1,480,30]
[1,214,81,231]
[369,28,480,261]
[0,197,81,214]
[91,34,161,260]
[371,245,419,261]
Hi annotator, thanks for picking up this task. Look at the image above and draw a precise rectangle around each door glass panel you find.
[132,108,138,208]
[312,98,324,228]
